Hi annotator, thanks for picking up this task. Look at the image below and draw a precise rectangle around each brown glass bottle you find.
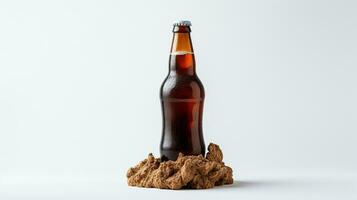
[160,21,205,161]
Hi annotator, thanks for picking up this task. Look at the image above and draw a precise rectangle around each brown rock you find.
[126,143,234,189]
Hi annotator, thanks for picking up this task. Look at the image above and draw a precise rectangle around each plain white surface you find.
[1,172,356,199]
[0,0,357,199]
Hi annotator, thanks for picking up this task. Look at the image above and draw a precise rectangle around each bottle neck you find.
[169,31,196,75]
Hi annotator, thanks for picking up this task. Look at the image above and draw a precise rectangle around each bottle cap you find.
[173,20,192,26]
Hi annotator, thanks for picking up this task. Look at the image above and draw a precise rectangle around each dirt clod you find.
[126,143,234,189]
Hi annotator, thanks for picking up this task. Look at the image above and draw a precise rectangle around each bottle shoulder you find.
[160,74,205,99]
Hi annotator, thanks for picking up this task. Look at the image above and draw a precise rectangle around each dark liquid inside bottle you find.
[160,24,205,161]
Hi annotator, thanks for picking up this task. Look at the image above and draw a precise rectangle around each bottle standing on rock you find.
[160,21,206,161]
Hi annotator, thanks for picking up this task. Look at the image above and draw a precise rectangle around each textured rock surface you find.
[126,143,234,189]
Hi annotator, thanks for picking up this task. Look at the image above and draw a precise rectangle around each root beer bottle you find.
[160,21,205,161]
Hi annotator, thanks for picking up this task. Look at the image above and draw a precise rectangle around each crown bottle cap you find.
[173,20,192,26]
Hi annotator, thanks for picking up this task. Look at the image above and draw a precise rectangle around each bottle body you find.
[160,22,205,161]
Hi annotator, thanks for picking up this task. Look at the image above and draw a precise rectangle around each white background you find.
[0,0,356,199]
